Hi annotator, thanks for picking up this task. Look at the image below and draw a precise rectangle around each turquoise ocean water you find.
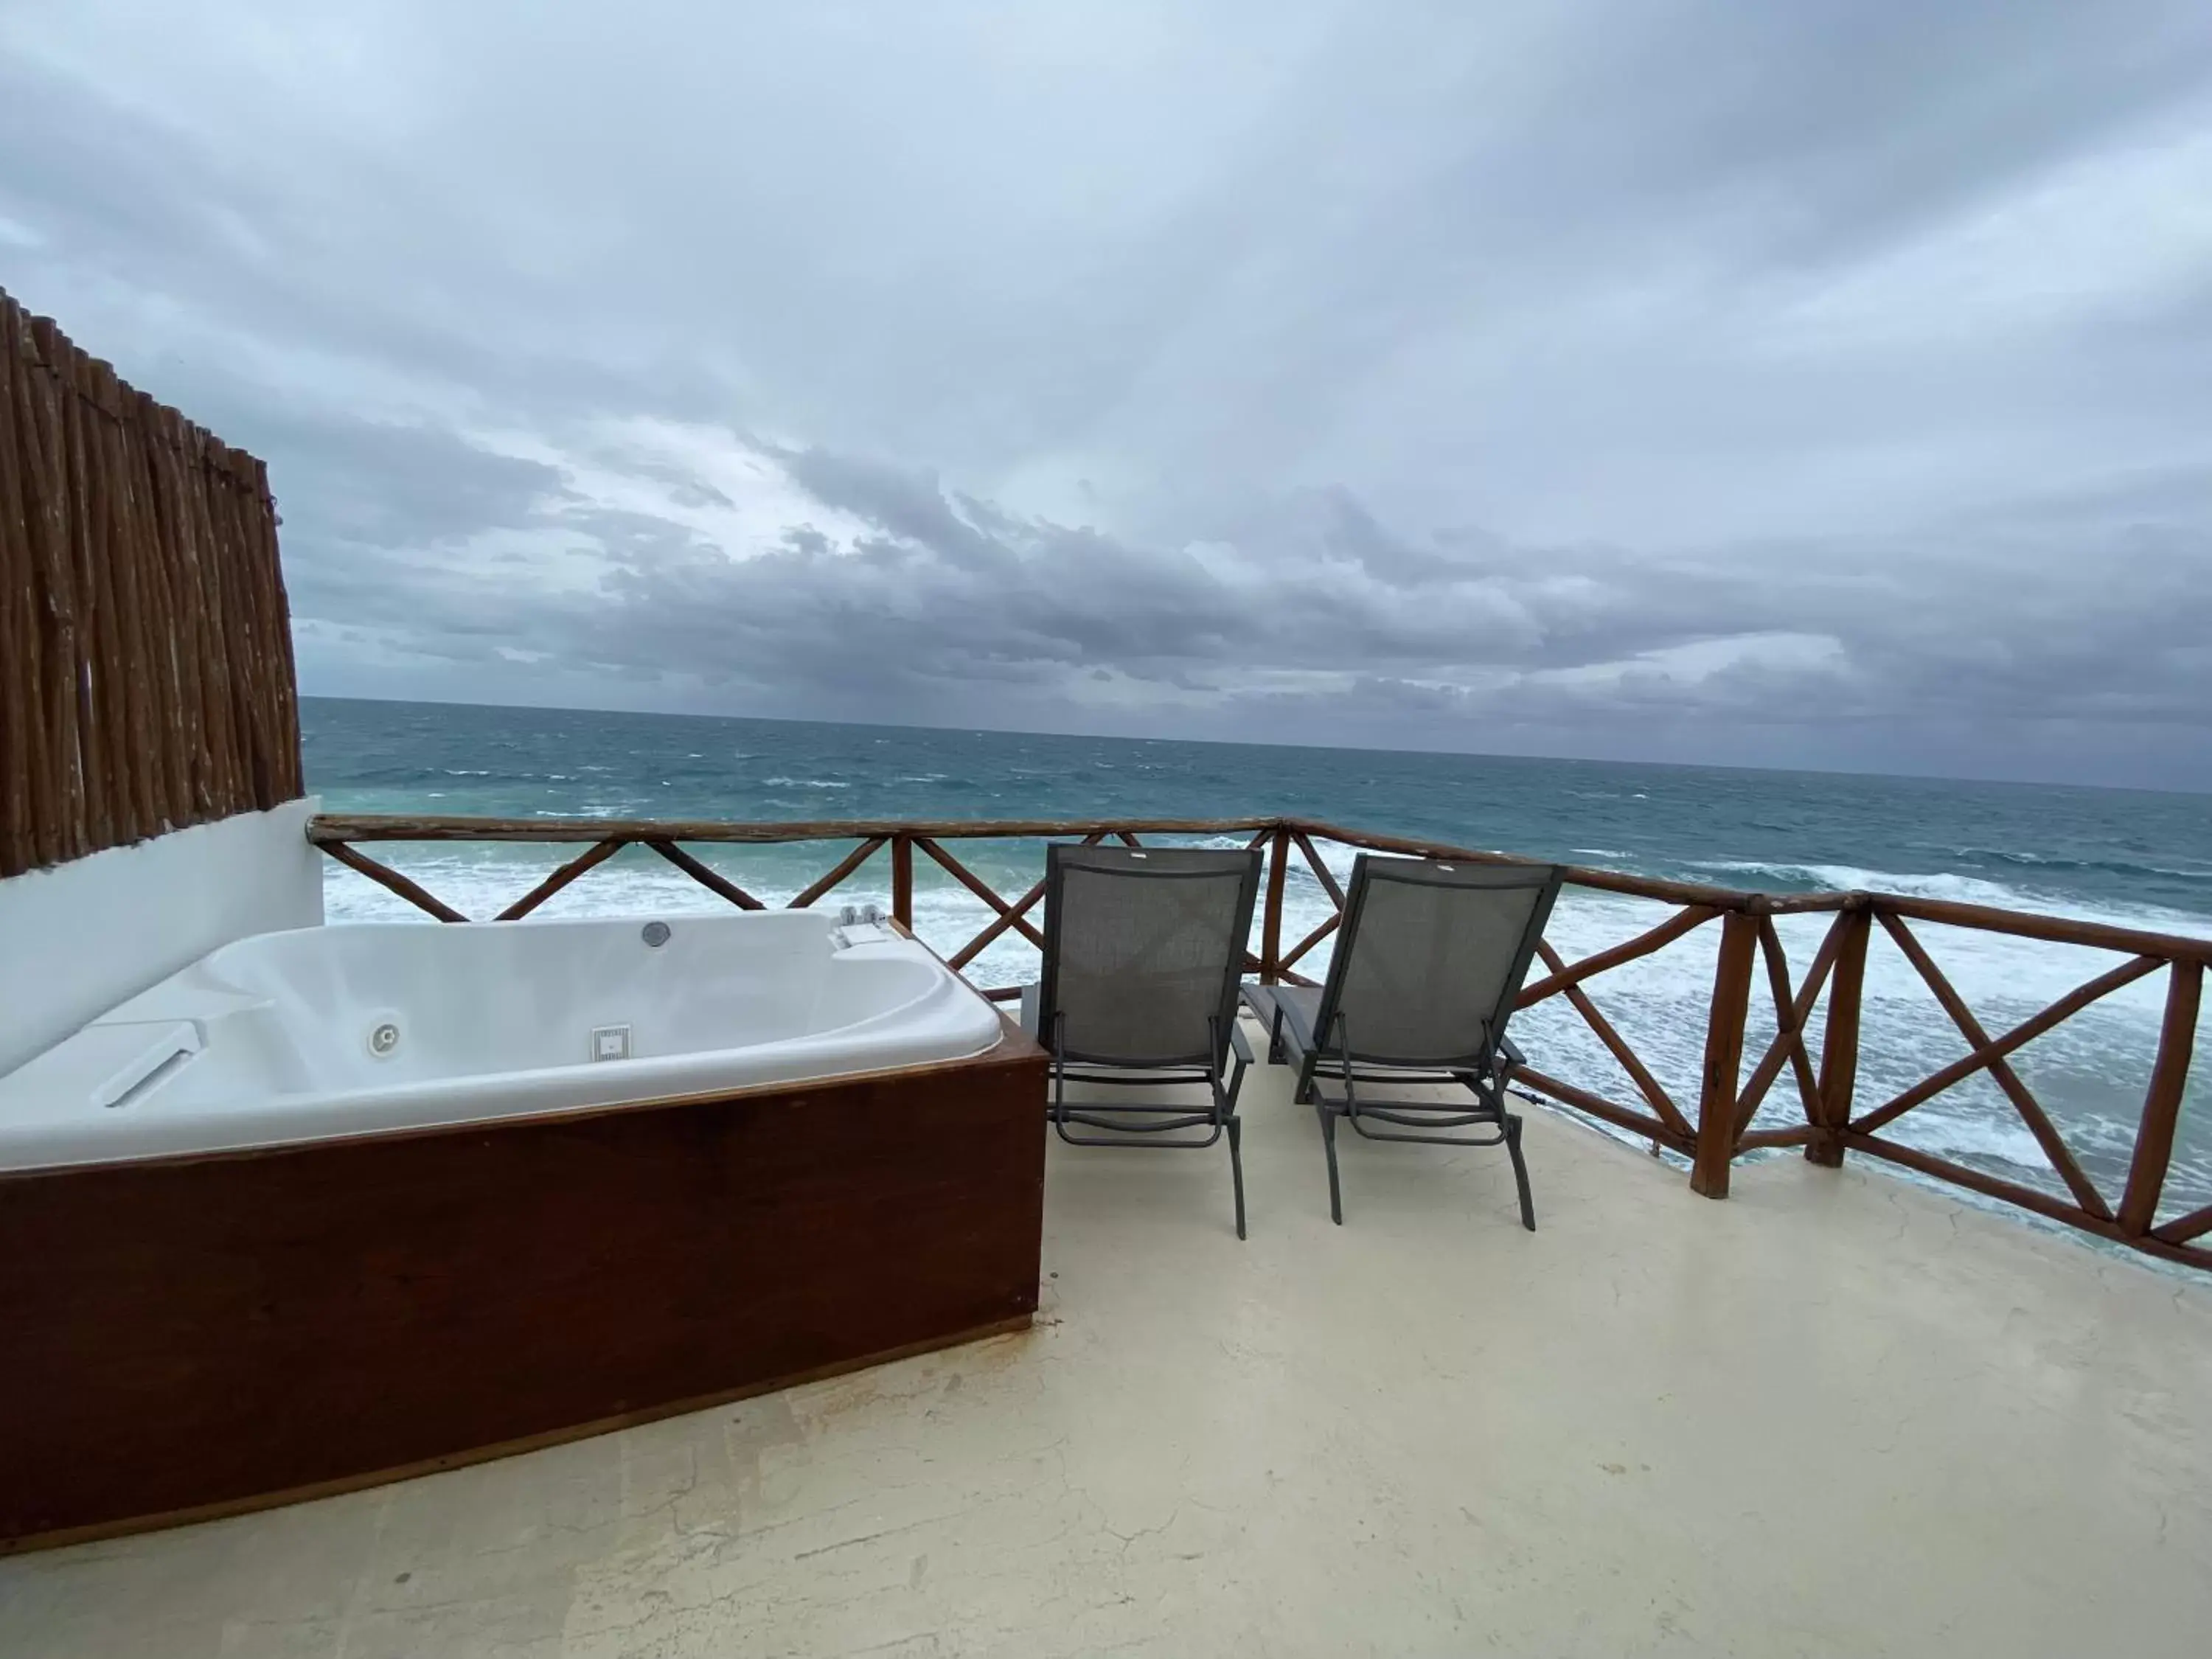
[305,696,2212,1230]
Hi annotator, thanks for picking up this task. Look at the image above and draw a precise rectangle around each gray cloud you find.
[265,411,563,549]
[4,1,2212,785]
[271,441,2212,787]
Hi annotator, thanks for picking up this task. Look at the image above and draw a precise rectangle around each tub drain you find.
[367,1020,401,1058]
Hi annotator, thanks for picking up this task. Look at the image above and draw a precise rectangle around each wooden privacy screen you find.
[0,288,302,879]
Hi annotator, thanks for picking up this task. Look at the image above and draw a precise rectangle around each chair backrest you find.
[1314,855,1562,1068]
[1038,844,1263,1068]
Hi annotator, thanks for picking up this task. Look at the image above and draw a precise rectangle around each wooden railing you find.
[309,813,2211,1272]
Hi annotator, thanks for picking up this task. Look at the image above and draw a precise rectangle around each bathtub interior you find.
[0,910,1014,1172]
[97,911,947,1099]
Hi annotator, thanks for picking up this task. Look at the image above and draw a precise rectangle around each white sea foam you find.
[1955,846,2212,883]
[1882,1107,2056,1170]
[1688,858,2210,933]
[1691,859,2035,908]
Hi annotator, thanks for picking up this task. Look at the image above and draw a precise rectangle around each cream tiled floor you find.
[7,1048,2211,1657]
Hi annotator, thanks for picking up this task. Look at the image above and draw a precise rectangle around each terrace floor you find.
[7,1042,2212,1658]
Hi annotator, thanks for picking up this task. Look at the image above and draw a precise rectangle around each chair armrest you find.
[1227,1019,1256,1068]
[1498,1032,1526,1074]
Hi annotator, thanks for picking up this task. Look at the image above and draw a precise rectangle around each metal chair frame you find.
[1249,855,1562,1229]
[1029,846,1263,1239]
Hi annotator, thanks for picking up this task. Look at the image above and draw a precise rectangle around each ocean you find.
[304,696,2212,1229]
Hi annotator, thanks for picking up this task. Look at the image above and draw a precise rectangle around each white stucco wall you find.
[0,798,323,1078]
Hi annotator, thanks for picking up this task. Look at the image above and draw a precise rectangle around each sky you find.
[4,1,2212,788]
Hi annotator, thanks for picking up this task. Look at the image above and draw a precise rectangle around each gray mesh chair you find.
[1020,844,1263,1239]
[1242,855,1562,1229]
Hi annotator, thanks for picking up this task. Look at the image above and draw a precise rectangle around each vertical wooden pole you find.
[1261,824,1290,984]
[1809,903,1871,1167]
[57,343,110,854]
[80,370,131,843]
[2118,961,2201,1236]
[20,317,85,863]
[1693,910,1759,1199]
[254,455,303,800]
[0,299,39,877]
[891,832,914,928]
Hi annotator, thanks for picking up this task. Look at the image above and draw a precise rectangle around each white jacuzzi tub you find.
[0,910,1007,1171]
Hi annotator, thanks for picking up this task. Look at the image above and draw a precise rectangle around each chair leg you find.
[1227,1116,1247,1241]
[1319,1102,1344,1225]
[1505,1113,1535,1232]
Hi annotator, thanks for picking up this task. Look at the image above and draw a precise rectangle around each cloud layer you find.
[4,1,2212,785]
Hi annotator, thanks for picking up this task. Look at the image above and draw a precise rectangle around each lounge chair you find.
[1020,844,1263,1239]
[1241,855,1562,1229]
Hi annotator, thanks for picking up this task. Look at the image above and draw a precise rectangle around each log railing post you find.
[1260,824,1290,984]
[2119,961,2202,1236]
[1693,909,1760,1198]
[1810,901,1871,1167]
[496,837,626,920]
[320,840,469,923]
[890,832,914,929]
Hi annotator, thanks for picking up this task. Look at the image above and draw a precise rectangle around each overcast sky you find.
[4,2,2212,787]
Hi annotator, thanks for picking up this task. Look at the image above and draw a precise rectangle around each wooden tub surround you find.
[0,1025,1048,1552]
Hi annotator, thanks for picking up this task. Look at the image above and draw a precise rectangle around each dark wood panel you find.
[5,1316,1034,1557]
[0,1032,1047,1548]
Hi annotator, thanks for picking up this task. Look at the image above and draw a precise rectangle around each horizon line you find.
[293,689,2211,802]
